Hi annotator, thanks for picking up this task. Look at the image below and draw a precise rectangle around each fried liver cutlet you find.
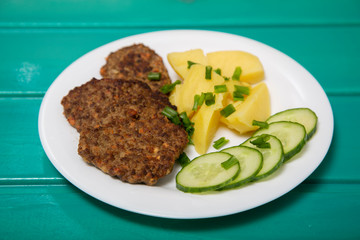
[61,78,170,133]
[100,43,171,92]
[61,78,188,185]
[78,117,188,185]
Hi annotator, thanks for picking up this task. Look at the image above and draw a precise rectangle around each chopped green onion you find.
[205,65,212,80]
[252,120,269,129]
[214,68,222,75]
[233,85,250,101]
[186,125,195,137]
[187,61,197,69]
[204,92,215,106]
[148,72,161,81]
[233,91,245,101]
[221,155,238,170]
[250,134,271,149]
[234,85,250,95]
[177,152,190,167]
[179,112,194,135]
[161,106,181,125]
[160,80,181,94]
[187,137,194,145]
[220,104,236,118]
[192,92,207,111]
[213,137,229,149]
[223,76,230,81]
[198,92,205,106]
[192,94,201,111]
[214,84,228,93]
[179,112,192,127]
[232,66,242,81]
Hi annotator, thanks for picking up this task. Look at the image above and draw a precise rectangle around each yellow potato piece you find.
[207,51,265,84]
[169,64,227,117]
[167,48,270,154]
[167,49,207,79]
[192,93,226,154]
[220,82,270,134]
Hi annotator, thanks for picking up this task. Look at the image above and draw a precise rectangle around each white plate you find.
[38,30,333,219]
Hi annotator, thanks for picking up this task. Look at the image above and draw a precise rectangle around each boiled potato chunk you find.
[169,64,227,117]
[192,93,226,154]
[207,51,264,84]
[167,49,207,79]
[220,82,270,134]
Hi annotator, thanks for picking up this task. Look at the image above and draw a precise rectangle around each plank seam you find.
[0,22,360,29]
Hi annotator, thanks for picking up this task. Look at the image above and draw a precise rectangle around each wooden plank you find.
[0,98,63,182]
[1,0,359,27]
[0,95,358,183]
[0,26,359,93]
[0,183,359,239]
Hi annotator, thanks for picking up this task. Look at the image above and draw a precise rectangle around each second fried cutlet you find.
[100,44,171,92]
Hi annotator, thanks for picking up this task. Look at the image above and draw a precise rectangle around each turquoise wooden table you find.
[1,0,360,239]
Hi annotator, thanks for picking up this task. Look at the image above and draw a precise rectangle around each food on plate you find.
[100,43,171,92]
[192,92,226,154]
[176,152,240,193]
[266,108,318,140]
[176,108,317,193]
[61,78,170,133]
[167,49,207,79]
[241,135,284,180]
[78,116,188,185]
[167,49,270,154]
[169,64,228,117]
[220,146,263,190]
[253,121,306,161]
[207,50,264,84]
[220,82,270,134]
[62,78,188,185]
[167,49,264,84]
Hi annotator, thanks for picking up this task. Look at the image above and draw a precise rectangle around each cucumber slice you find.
[253,121,306,161]
[267,108,317,140]
[219,146,263,190]
[176,152,240,193]
[242,134,284,180]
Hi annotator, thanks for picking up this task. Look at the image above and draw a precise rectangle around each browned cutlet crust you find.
[78,117,188,185]
[61,78,188,185]
[100,44,171,92]
[61,78,170,133]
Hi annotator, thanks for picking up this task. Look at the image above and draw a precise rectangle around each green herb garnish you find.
[214,84,228,93]
[213,137,229,149]
[160,80,181,94]
[252,120,269,129]
[161,106,181,125]
[147,72,161,81]
[187,61,197,69]
[232,66,242,81]
[214,68,222,75]
[233,85,250,101]
[205,65,212,80]
[234,85,250,95]
[220,104,236,118]
[233,91,245,101]
[204,92,215,106]
[179,112,193,128]
[192,93,205,111]
[221,155,238,170]
[250,134,271,148]
[177,152,190,167]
